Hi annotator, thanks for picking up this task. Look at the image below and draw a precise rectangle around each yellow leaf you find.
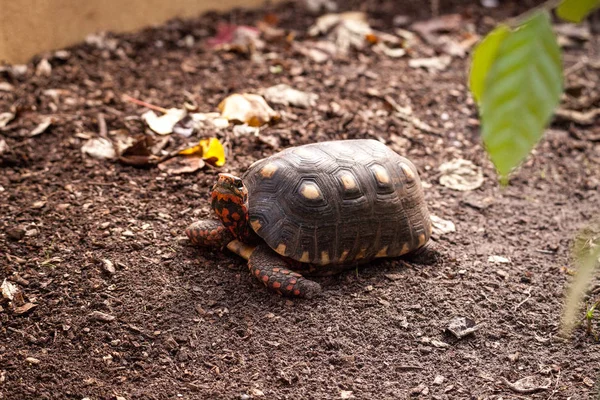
[179,143,203,156]
[200,138,226,167]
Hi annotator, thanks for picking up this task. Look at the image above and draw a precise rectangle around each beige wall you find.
[0,0,268,64]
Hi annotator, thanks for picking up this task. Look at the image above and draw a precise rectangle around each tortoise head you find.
[211,173,252,241]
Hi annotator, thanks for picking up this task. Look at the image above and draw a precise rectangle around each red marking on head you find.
[211,173,251,241]
[286,284,294,291]
[293,289,300,296]
[254,270,261,277]
[272,281,281,289]
[262,275,269,283]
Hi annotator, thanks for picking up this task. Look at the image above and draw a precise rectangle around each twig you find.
[505,0,563,28]
[545,369,561,400]
[122,94,168,114]
[514,287,533,311]
[502,377,551,394]
[382,94,442,136]
[97,113,107,138]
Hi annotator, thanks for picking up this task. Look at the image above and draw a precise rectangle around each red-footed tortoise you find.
[186,139,432,298]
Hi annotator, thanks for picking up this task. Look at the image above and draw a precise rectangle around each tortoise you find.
[186,139,432,298]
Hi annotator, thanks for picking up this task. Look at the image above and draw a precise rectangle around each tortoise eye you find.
[233,178,244,190]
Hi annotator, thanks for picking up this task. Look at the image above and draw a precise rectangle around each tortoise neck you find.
[211,185,253,242]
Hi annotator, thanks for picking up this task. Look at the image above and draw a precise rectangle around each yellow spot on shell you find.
[299,251,310,263]
[250,219,262,232]
[355,247,367,260]
[418,233,426,247]
[261,163,278,178]
[372,165,390,184]
[320,251,330,265]
[399,243,410,255]
[339,250,350,262]
[341,174,357,190]
[376,246,389,258]
[275,243,287,256]
[400,163,415,181]
[226,240,254,260]
[301,183,321,200]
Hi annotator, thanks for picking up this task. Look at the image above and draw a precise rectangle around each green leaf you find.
[469,25,510,105]
[480,11,562,180]
[557,0,600,23]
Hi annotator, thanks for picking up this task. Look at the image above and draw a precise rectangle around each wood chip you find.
[89,311,116,322]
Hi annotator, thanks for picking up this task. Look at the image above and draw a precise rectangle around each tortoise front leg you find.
[245,244,322,299]
[185,219,234,248]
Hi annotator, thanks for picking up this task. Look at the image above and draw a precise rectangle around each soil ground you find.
[1,0,600,399]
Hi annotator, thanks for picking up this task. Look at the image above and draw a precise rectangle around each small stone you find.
[430,339,450,348]
[496,269,509,279]
[446,316,482,339]
[25,229,39,237]
[433,375,445,385]
[340,390,354,399]
[122,230,135,237]
[410,383,427,396]
[6,227,26,241]
[384,273,403,281]
[36,59,52,76]
[25,357,41,364]
[378,299,391,307]
[249,388,264,397]
[583,377,594,387]
[508,352,520,362]
[488,255,510,264]
[102,259,116,275]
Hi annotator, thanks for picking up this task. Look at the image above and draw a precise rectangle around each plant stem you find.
[122,94,168,114]
[505,0,563,28]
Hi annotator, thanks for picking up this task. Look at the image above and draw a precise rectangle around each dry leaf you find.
[294,41,338,63]
[219,94,279,127]
[488,255,510,264]
[119,135,169,167]
[374,42,406,58]
[179,137,226,167]
[207,24,264,53]
[439,159,484,191]
[409,56,452,71]
[262,84,319,108]
[13,302,37,315]
[503,376,552,394]
[430,215,456,236]
[29,117,53,137]
[308,12,373,54]
[173,113,229,137]
[158,156,205,174]
[81,138,116,160]
[0,112,15,128]
[142,108,186,135]
[1,279,19,301]
[0,82,14,92]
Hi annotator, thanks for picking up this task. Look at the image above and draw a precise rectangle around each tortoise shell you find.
[243,139,431,265]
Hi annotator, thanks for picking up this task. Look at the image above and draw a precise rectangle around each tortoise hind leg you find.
[248,245,322,299]
[404,243,440,265]
[185,219,234,248]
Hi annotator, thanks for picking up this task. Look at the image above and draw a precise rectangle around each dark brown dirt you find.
[1,1,600,399]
